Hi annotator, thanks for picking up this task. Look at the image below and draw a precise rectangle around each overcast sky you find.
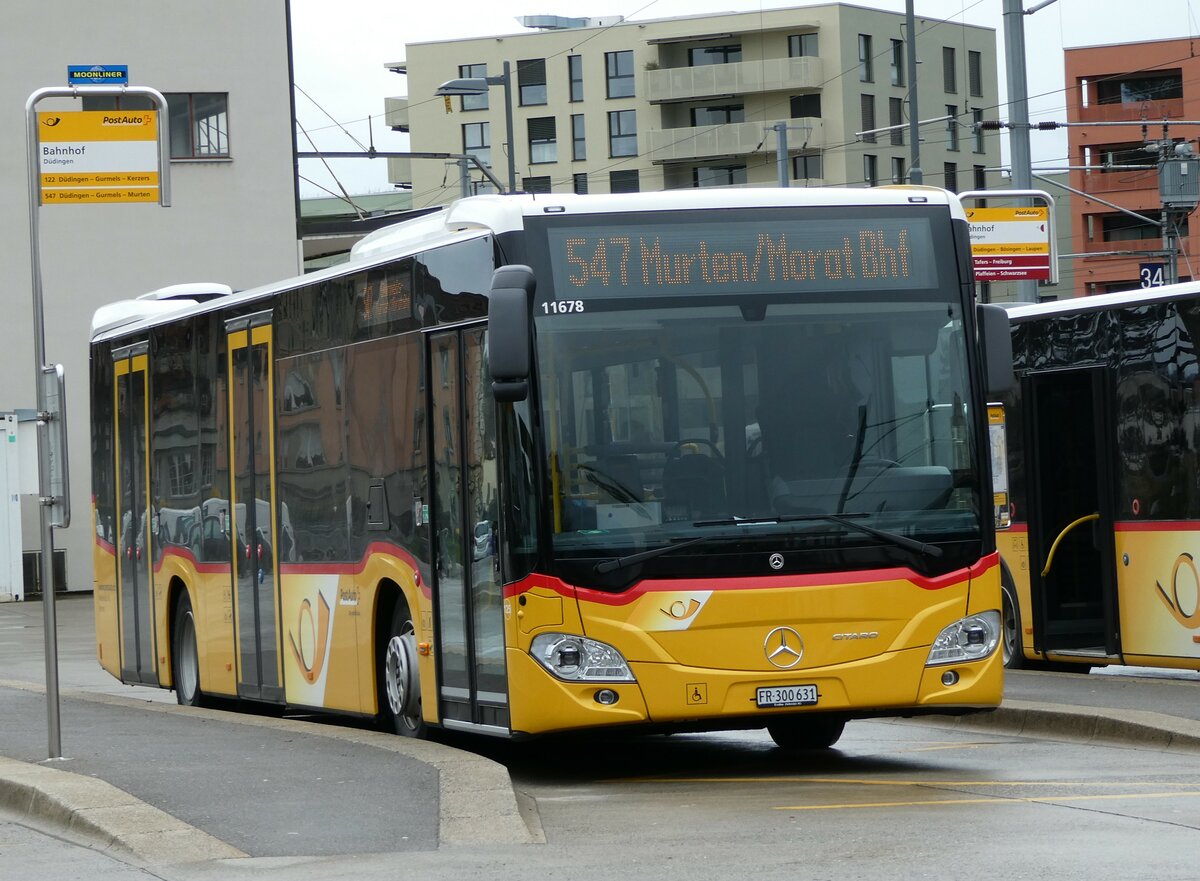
[289,0,1200,199]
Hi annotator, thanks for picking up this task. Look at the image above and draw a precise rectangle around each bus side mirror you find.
[977,303,1014,397]
[488,265,535,402]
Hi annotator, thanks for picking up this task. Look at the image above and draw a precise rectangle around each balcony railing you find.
[645,57,823,103]
[1075,97,1184,124]
[1078,168,1158,194]
[646,117,823,163]
[385,97,409,132]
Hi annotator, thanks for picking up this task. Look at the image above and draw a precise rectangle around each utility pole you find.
[906,0,922,184]
[1002,0,1038,302]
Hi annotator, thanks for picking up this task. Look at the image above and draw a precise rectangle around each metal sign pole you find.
[24,83,170,760]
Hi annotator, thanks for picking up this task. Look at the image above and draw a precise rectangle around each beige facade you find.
[388,4,1001,206]
[1,3,300,592]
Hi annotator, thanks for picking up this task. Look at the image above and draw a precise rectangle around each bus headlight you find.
[530,633,636,682]
[925,611,1001,666]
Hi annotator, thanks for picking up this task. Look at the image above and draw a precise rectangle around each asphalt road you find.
[5,594,1200,881]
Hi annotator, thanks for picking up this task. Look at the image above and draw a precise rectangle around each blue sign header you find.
[68,65,129,86]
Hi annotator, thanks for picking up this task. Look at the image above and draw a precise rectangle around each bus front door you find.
[113,344,158,686]
[226,313,284,702]
[429,326,509,732]
[1024,366,1120,661]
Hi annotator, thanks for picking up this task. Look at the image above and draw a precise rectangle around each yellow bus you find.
[999,281,1200,672]
[91,188,1011,748]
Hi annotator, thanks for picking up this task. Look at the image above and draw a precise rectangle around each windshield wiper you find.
[593,536,710,575]
[692,513,943,559]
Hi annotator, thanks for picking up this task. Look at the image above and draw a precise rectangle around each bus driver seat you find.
[663,443,726,522]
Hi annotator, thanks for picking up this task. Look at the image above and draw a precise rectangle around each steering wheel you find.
[669,438,723,460]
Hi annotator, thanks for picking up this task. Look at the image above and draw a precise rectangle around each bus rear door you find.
[113,343,158,686]
[226,312,284,702]
[1023,366,1120,662]
[428,325,508,732]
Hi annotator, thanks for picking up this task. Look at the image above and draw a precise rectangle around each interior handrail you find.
[1040,512,1100,577]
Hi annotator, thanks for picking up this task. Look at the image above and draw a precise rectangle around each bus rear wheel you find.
[172,592,203,707]
[381,603,426,738]
[767,715,846,750]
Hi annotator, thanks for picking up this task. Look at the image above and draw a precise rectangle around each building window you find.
[943,46,957,93]
[693,164,747,187]
[1095,71,1183,104]
[973,108,985,153]
[864,154,878,187]
[944,161,958,192]
[690,104,745,126]
[459,63,488,111]
[522,175,551,194]
[946,105,959,151]
[890,39,904,86]
[858,34,873,82]
[608,110,637,157]
[1099,213,1161,241]
[789,33,818,57]
[968,50,983,97]
[889,97,904,145]
[791,93,821,118]
[974,165,987,190]
[892,157,907,185]
[793,151,822,180]
[610,170,640,193]
[606,50,635,98]
[689,44,742,66]
[573,173,589,194]
[462,122,490,168]
[518,58,547,106]
[860,94,876,143]
[572,114,586,160]
[528,117,557,164]
[569,55,584,102]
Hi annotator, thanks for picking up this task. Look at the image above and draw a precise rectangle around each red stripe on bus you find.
[506,553,996,606]
[1114,520,1200,532]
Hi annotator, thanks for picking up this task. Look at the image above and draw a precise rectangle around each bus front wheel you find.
[381,603,426,738]
[767,715,846,750]
[172,592,204,707]
[1001,578,1025,670]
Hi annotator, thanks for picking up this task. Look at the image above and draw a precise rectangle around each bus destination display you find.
[545,216,937,300]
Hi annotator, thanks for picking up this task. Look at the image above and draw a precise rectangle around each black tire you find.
[172,592,203,707]
[1001,576,1026,670]
[380,601,426,738]
[767,715,846,750]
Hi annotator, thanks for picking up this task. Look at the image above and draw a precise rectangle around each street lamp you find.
[436,60,516,194]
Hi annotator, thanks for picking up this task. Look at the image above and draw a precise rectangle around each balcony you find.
[1075,97,1184,124]
[385,96,409,133]
[645,57,823,104]
[1078,168,1158,195]
[646,117,823,163]
[387,156,412,187]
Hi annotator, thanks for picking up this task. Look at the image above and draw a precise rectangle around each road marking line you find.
[774,791,1200,811]
[625,777,1200,787]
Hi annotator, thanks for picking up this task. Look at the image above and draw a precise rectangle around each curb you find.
[0,679,538,859]
[923,699,1200,752]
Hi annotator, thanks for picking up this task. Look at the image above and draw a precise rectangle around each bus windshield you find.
[529,209,981,582]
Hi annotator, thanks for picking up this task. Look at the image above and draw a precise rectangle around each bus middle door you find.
[1024,365,1120,662]
[226,312,284,702]
[428,325,509,733]
[113,343,158,686]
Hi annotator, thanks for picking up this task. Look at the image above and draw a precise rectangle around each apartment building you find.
[1,4,299,593]
[1065,38,1200,293]
[386,4,1001,206]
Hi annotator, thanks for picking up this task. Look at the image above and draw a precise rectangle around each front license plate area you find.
[756,684,819,708]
